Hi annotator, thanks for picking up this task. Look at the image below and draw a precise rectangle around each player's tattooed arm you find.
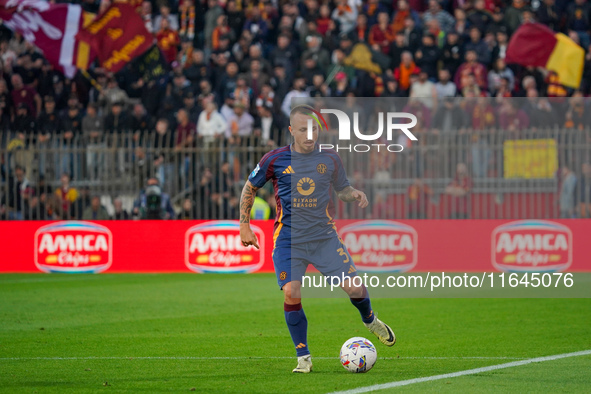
[337,186,369,208]
[239,181,259,224]
[240,181,260,249]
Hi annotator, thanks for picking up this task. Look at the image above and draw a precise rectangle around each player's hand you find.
[352,189,369,208]
[240,225,260,249]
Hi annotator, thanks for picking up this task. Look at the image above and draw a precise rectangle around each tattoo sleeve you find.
[240,181,259,223]
[337,186,357,202]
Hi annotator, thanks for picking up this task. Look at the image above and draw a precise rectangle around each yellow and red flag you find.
[506,23,584,88]
[76,3,153,73]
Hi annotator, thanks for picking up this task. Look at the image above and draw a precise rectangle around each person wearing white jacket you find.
[197,101,227,146]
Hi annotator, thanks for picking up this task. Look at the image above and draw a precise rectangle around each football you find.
[339,337,377,373]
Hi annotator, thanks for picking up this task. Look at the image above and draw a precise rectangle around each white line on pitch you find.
[0,356,528,361]
[329,349,591,394]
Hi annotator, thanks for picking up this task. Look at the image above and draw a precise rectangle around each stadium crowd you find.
[2,0,591,221]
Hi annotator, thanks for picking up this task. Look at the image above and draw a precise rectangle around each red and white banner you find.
[1,219,590,274]
[0,0,93,77]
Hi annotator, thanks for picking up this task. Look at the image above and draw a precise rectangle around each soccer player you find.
[239,104,395,373]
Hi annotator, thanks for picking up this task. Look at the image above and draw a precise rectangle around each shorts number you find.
[337,247,350,263]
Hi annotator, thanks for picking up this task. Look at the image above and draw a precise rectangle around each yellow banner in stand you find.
[504,139,558,179]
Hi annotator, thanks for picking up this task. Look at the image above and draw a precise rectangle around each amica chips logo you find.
[492,220,572,272]
[185,221,265,273]
[340,220,417,272]
[34,221,113,273]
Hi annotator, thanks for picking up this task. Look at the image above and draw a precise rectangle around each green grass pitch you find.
[1,274,590,393]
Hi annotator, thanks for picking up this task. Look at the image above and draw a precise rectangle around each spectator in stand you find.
[254,101,281,146]
[524,90,558,129]
[193,167,214,219]
[10,74,40,118]
[577,163,591,218]
[401,16,422,53]
[83,102,105,180]
[362,0,387,27]
[104,101,130,134]
[157,18,181,64]
[423,0,455,33]
[225,102,254,139]
[140,1,154,34]
[270,34,299,77]
[99,76,129,112]
[414,34,440,80]
[82,195,110,220]
[211,14,235,52]
[110,197,128,220]
[492,76,513,99]
[198,99,226,144]
[488,58,515,96]
[498,99,529,133]
[465,26,492,66]
[354,13,370,43]
[446,162,472,219]
[54,173,78,220]
[407,178,432,219]
[410,71,437,110]
[441,31,463,77]
[59,95,83,177]
[468,0,493,33]
[301,35,331,74]
[316,4,332,36]
[369,12,394,54]
[504,0,528,34]
[178,197,198,219]
[455,50,488,92]
[559,165,577,218]
[281,77,310,118]
[332,0,358,35]
[370,192,395,219]
[130,103,151,135]
[432,97,467,133]
[435,68,457,98]
[391,0,420,34]
[12,103,37,137]
[567,0,591,49]
[537,0,560,32]
[1,165,31,220]
[389,32,409,70]
[564,91,591,129]
[211,161,235,219]
[175,108,196,186]
[148,118,174,194]
[243,7,269,45]
[394,51,420,94]
[154,4,179,32]
[491,30,509,62]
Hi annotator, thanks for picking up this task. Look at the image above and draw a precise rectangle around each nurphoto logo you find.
[306,108,418,153]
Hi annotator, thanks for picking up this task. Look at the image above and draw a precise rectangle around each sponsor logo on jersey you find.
[340,220,417,272]
[296,177,315,196]
[185,221,264,273]
[34,221,113,273]
[492,220,572,272]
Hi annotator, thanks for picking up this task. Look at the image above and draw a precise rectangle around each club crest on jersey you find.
[316,163,327,174]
